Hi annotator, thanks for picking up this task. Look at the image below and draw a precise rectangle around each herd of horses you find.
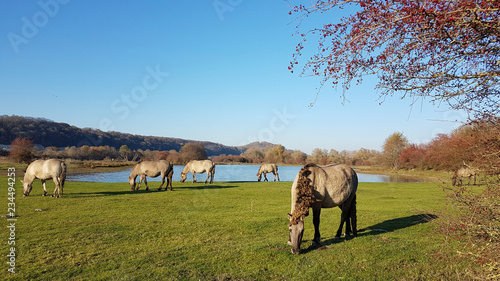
[20,158,479,254]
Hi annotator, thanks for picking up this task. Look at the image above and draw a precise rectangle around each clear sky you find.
[0,1,467,154]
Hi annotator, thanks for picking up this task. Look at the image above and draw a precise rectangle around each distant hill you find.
[0,115,268,156]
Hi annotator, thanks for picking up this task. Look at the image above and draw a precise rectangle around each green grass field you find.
[1,176,474,280]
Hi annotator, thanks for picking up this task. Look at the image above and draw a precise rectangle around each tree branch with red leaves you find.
[288,0,500,117]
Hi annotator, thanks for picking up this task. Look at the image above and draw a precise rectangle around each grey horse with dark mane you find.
[287,163,358,254]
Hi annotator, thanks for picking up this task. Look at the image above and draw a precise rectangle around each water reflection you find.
[67,165,420,183]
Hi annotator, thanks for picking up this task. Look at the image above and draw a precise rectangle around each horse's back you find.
[137,160,171,176]
[188,160,214,172]
[260,163,277,173]
[310,164,357,208]
[27,159,65,180]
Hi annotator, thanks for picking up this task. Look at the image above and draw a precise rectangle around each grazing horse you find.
[452,166,477,186]
[22,159,67,197]
[256,164,280,182]
[128,160,173,191]
[287,163,358,254]
[180,160,215,184]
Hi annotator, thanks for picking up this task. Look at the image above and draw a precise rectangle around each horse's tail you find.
[59,161,67,187]
[349,193,357,236]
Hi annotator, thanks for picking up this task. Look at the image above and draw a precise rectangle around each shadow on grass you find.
[302,213,438,254]
[70,184,238,197]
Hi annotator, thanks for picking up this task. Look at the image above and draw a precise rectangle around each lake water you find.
[66,164,419,183]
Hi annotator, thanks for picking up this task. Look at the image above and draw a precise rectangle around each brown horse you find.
[180,160,215,184]
[128,160,173,191]
[287,163,358,254]
[22,159,67,197]
[452,166,478,186]
[256,164,280,182]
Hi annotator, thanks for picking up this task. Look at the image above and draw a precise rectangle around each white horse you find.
[257,164,280,182]
[288,163,358,254]
[180,160,215,184]
[128,160,173,191]
[22,159,67,197]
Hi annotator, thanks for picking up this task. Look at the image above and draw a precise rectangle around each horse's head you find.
[22,180,32,196]
[287,213,305,254]
[180,172,187,183]
[256,172,262,182]
[128,176,136,191]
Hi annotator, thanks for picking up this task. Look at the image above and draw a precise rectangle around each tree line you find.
[8,119,498,175]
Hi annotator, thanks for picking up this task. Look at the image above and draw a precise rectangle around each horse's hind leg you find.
[59,176,64,197]
[208,169,214,184]
[158,174,165,191]
[168,170,173,190]
[335,200,352,239]
[52,178,60,198]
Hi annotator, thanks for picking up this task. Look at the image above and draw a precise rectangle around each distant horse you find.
[257,164,280,182]
[180,160,215,184]
[22,159,67,197]
[452,166,477,186]
[287,163,358,254]
[128,160,173,191]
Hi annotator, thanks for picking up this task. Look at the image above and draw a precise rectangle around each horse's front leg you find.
[168,170,173,190]
[41,180,47,196]
[143,176,149,191]
[192,172,197,183]
[136,176,143,190]
[312,204,321,244]
[263,173,268,182]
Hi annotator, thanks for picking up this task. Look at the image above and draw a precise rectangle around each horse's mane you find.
[289,163,317,225]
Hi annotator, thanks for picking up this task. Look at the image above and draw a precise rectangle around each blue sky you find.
[0,1,466,154]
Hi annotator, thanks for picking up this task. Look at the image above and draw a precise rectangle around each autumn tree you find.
[289,0,500,117]
[382,132,408,169]
[9,137,35,163]
[290,150,308,164]
[242,147,265,163]
[119,145,132,161]
[399,144,428,169]
[265,144,285,163]
[307,148,328,164]
[180,143,207,162]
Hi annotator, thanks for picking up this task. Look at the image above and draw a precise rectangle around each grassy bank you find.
[1,175,475,280]
[354,165,452,183]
